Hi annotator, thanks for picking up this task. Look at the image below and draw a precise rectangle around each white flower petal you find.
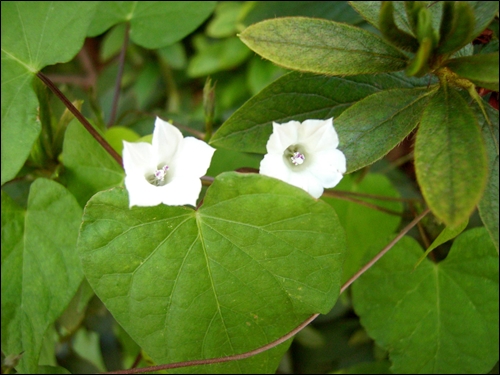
[266,121,300,152]
[171,137,215,179]
[122,118,215,207]
[260,153,292,181]
[123,141,155,176]
[161,177,202,207]
[153,117,183,166]
[308,148,346,188]
[259,118,346,198]
[300,118,339,152]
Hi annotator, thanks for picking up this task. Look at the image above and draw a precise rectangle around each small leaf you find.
[405,37,432,77]
[78,172,346,372]
[437,1,475,55]
[210,72,431,153]
[350,1,413,33]
[239,17,408,76]
[379,1,419,52]
[187,36,251,78]
[473,100,499,251]
[415,86,488,227]
[444,53,499,91]
[87,2,217,49]
[335,87,433,173]
[413,218,468,270]
[353,228,499,373]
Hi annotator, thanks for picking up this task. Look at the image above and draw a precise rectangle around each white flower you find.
[123,117,215,207]
[259,118,346,198]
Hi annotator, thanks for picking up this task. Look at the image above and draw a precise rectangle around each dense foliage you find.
[1,2,498,374]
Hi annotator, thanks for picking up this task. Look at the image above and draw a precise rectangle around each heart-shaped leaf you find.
[78,172,346,372]
[1,180,83,373]
[87,2,216,49]
[352,228,499,373]
[1,2,97,184]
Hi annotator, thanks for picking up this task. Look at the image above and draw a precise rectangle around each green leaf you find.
[436,1,475,55]
[211,71,431,153]
[474,100,499,251]
[352,228,499,373]
[413,218,468,270]
[468,1,500,41]
[239,17,408,76]
[379,1,419,52]
[322,174,403,284]
[62,119,124,207]
[243,2,365,28]
[349,1,413,33]
[78,172,346,372]
[444,53,499,91]
[405,37,432,77]
[187,36,251,78]
[1,2,97,185]
[87,2,216,49]
[104,126,140,157]
[206,2,244,38]
[1,179,83,373]
[335,87,433,173]
[415,86,487,227]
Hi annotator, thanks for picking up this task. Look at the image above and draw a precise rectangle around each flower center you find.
[148,165,169,186]
[284,144,307,168]
[290,151,305,165]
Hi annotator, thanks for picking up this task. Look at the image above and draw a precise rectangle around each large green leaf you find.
[415,86,487,227]
[87,2,216,49]
[78,172,346,373]
[1,2,97,185]
[352,228,499,373]
[444,53,499,91]
[239,17,408,76]
[474,100,499,251]
[335,87,433,173]
[210,71,432,153]
[62,119,124,207]
[1,179,83,373]
[322,173,403,284]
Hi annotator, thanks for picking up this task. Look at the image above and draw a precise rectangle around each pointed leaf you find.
[87,2,216,49]
[353,228,499,373]
[210,71,432,153]
[335,87,433,173]
[468,1,500,41]
[444,53,499,91]
[379,1,419,52]
[413,218,468,270]
[437,1,475,55]
[415,86,487,227]
[78,172,346,372]
[1,179,83,373]
[474,100,499,251]
[239,17,408,76]
[349,1,413,33]
[1,2,97,184]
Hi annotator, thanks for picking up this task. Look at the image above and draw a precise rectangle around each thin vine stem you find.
[36,72,123,167]
[105,207,430,374]
[108,22,130,127]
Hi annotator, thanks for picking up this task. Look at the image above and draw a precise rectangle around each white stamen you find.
[290,152,305,166]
